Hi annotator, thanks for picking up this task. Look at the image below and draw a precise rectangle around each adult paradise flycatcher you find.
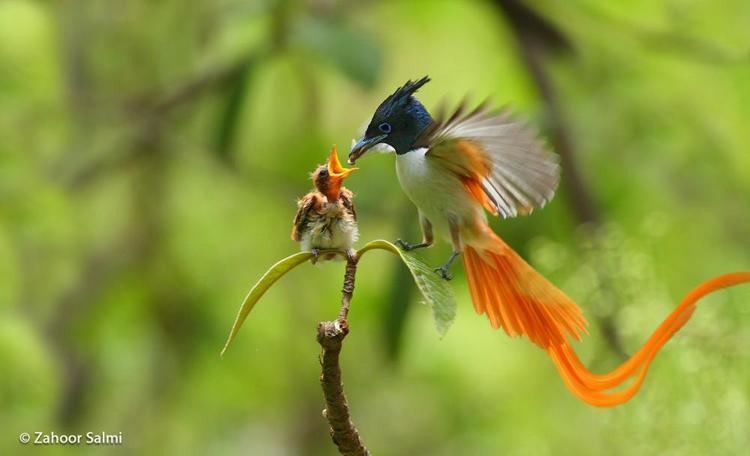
[292,146,359,262]
[348,76,750,407]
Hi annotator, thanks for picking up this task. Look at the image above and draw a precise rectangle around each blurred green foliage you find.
[1,0,749,455]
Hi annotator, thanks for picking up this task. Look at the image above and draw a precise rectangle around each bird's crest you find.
[392,76,431,102]
[379,76,431,116]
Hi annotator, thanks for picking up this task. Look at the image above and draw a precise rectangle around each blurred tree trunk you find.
[494,0,628,358]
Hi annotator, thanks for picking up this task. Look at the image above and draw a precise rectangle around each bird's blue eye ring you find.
[378,122,392,134]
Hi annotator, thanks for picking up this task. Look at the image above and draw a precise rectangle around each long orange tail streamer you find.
[463,231,750,407]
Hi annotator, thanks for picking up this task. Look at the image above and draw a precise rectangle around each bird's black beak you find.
[348,134,387,165]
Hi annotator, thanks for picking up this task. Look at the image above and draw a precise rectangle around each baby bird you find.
[292,146,359,261]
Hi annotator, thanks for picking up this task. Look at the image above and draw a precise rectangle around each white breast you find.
[395,148,483,242]
[300,202,358,252]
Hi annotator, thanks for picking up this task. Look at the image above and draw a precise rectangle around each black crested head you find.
[362,76,433,155]
[377,76,431,118]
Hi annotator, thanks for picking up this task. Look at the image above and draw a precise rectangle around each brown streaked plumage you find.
[292,146,358,261]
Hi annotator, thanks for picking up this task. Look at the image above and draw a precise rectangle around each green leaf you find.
[220,251,313,357]
[292,17,382,88]
[358,240,457,337]
[221,240,457,356]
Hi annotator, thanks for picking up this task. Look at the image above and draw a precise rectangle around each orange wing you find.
[425,102,560,218]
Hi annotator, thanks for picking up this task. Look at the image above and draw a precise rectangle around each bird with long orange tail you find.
[348,76,750,407]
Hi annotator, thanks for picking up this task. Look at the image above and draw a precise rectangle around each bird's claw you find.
[311,248,320,264]
[394,239,414,251]
[434,266,453,281]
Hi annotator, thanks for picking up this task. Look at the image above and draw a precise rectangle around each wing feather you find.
[339,188,357,221]
[424,102,559,218]
[291,193,320,241]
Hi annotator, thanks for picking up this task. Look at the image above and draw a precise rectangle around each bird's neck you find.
[318,181,342,201]
[407,100,433,131]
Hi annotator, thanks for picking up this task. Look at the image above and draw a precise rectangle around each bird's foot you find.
[394,239,413,251]
[394,239,430,252]
[311,248,320,264]
[434,251,460,281]
[434,265,453,281]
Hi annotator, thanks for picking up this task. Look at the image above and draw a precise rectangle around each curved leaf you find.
[358,240,457,337]
[222,240,457,356]
[221,251,313,357]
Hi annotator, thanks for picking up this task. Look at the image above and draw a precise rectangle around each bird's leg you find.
[434,220,462,281]
[435,252,460,281]
[395,215,434,251]
[311,248,320,264]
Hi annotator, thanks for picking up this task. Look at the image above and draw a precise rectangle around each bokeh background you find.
[2,0,750,454]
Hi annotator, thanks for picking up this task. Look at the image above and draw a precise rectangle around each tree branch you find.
[316,255,370,456]
[337,256,358,321]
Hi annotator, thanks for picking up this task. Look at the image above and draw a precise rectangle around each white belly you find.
[300,203,358,252]
[395,148,483,242]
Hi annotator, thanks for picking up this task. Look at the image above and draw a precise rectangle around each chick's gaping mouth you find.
[327,145,357,178]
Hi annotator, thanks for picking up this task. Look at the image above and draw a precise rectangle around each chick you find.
[292,146,358,261]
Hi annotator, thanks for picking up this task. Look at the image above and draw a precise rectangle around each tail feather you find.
[463,230,750,407]
[549,273,750,406]
[463,232,588,348]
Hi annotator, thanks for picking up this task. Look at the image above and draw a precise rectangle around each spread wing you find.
[421,101,560,218]
[339,188,357,221]
[291,193,320,241]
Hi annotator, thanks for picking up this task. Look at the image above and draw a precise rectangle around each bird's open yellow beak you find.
[327,145,358,179]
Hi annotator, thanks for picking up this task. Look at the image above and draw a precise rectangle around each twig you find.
[338,254,358,321]
[316,255,370,456]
